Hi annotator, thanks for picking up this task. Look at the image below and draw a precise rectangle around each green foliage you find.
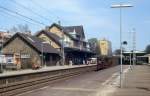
[145,44,150,54]
[114,48,125,55]
[88,38,100,55]
[9,24,31,34]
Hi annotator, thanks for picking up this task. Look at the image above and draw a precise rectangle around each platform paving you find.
[15,65,128,96]
[0,64,96,78]
[109,65,150,96]
[4,65,149,96]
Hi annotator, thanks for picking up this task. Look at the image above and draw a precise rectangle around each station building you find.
[1,23,95,70]
[36,23,95,65]
[2,33,60,69]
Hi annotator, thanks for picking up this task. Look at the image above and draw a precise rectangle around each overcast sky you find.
[0,0,150,51]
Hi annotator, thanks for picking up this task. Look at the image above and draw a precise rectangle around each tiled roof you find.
[36,30,61,46]
[48,23,85,41]
[64,47,95,54]
[62,25,85,38]
[3,32,60,54]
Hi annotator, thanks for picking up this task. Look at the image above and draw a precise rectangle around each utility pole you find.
[129,31,132,69]
[41,42,47,67]
[132,28,136,66]
[58,21,65,66]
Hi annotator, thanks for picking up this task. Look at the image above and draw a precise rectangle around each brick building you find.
[2,32,60,69]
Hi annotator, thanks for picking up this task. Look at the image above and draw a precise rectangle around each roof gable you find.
[48,23,62,30]
[36,30,61,46]
[3,32,60,54]
[47,23,85,41]
[62,25,85,39]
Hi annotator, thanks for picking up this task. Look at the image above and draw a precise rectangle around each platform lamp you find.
[111,3,133,88]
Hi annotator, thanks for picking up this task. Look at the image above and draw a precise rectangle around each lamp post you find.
[111,3,133,88]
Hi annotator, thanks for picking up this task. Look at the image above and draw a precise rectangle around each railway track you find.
[0,65,96,96]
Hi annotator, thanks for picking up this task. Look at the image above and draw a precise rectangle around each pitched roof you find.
[62,25,85,38]
[48,23,62,30]
[48,23,85,41]
[64,47,95,55]
[36,30,61,46]
[3,32,60,54]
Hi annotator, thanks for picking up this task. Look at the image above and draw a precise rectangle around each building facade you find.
[37,23,94,65]
[2,33,60,69]
[99,39,112,56]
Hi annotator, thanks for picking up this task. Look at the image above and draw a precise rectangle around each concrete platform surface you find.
[3,65,149,96]
[110,65,150,96]
[0,64,96,78]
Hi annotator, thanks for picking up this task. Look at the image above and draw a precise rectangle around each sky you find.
[0,0,150,51]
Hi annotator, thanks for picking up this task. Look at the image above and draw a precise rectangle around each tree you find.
[114,49,121,55]
[10,26,18,33]
[88,38,100,55]
[9,24,31,34]
[145,44,150,54]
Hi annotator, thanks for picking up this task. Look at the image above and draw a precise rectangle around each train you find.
[96,56,119,71]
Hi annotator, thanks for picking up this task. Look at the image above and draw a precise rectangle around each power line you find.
[0,5,46,26]
[0,27,8,31]
[0,9,40,27]
[30,0,60,22]
[9,0,50,22]
[30,0,51,14]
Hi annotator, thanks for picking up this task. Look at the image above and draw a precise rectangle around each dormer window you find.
[69,29,77,38]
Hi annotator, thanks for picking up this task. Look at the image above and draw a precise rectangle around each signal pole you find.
[58,21,65,66]
[132,28,136,66]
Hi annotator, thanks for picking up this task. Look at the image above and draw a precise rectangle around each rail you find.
[0,64,97,96]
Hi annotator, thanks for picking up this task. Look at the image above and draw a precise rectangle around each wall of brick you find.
[2,37,41,69]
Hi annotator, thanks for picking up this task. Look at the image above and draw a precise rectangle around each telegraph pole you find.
[128,31,132,69]
[132,28,136,66]
[58,21,65,66]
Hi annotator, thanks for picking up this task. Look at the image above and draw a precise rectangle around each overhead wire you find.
[0,9,40,27]
[30,0,60,22]
[0,5,47,26]
[9,0,50,22]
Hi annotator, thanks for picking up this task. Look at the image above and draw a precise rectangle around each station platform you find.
[110,65,150,96]
[0,64,96,78]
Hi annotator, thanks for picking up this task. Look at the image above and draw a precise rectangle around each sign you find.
[6,56,14,64]
[21,54,30,58]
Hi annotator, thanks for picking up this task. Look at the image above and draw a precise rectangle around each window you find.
[6,57,14,64]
